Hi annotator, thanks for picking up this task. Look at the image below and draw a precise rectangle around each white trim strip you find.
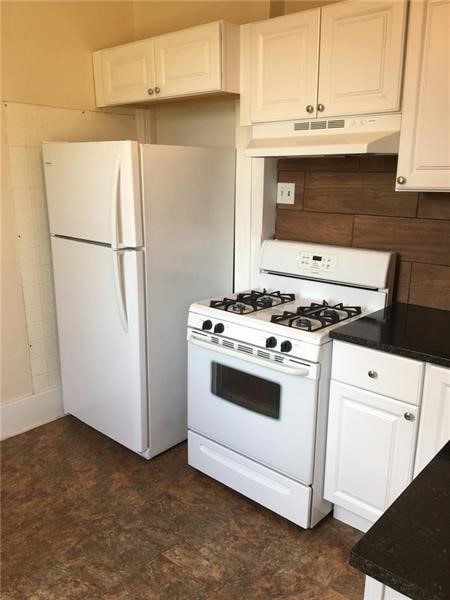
[1,387,64,440]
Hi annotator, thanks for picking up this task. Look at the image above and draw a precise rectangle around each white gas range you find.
[187,240,395,528]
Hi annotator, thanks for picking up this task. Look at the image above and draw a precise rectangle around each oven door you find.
[188,333,320,484]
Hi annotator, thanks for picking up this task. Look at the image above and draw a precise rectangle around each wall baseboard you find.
[1,387,64,441]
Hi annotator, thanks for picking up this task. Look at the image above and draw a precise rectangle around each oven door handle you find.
[189,335,315,378]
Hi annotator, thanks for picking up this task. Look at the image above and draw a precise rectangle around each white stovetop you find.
[189,289,370,347]
[187,241,392,353]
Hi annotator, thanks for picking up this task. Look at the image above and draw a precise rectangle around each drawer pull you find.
[404,412,415,421]
[368,370,378,379]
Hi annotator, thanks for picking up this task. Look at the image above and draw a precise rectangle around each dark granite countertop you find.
[330,303,450,368]
[350,441,450,600]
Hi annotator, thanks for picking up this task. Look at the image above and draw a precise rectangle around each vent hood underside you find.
[245,114,401,157]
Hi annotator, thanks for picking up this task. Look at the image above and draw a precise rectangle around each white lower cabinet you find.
[324,380,418,532]
[364,576,412,600]
[414,363,450,476]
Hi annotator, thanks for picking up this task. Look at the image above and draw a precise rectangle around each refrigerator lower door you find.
[43,141,142,248]
[51,236,147,453]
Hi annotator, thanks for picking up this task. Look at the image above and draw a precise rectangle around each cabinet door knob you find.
[397,176,406,184]
[368,369,378,379]
[317,103,325,112]
[404,412,415,421]
[155,87,161,94]
[147,88,154,96]
[306,104,314,113]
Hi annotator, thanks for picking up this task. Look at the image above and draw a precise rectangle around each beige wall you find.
[282,0,340,13]
[1,1,273,111]
[154,99,237,147]
[133,1,270,39]
[1,125,33,403]
[1,1,135,110]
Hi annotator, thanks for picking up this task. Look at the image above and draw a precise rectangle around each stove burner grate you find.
[210,289,295,314]
[270,301,362,332]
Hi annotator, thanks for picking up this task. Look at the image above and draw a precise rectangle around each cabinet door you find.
[414,364,450,476]
[364,577,412,600]
[93,39,155,107]
[396,0,450,191]
[318,0,407,117]
[249,10,320,123]
[324,381,418,525]
[154,22,221,98]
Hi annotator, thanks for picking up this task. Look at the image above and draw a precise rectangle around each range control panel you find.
[297,251,337,274]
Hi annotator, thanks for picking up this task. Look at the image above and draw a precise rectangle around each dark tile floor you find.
[1,417,364,599]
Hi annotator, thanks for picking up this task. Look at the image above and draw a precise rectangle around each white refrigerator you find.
[42,141,235,458]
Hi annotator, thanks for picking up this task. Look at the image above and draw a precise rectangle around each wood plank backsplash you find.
[276,156,450,310]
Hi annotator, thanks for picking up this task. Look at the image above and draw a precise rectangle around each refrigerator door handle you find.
[111,155,121,250]
[112,250,128,332]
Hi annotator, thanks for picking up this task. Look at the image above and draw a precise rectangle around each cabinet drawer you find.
[332,341,423,405]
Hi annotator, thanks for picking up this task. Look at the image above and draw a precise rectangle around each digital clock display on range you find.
[312,255,322,261]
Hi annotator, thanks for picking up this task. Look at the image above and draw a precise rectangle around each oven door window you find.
[211,362,281,419]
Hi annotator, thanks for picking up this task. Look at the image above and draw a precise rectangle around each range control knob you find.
[202,320,213,331]
[280,341,292,353]
[214,323,225,334]
[266,336,277,349]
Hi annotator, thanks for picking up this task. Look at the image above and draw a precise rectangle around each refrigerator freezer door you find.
[43,141,143,248]
[51,236,147,453]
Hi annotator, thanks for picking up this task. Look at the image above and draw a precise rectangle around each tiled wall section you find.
[4,102,138,394]
[275,156,450,311]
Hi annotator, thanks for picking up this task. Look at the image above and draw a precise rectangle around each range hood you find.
[245,114,401,158]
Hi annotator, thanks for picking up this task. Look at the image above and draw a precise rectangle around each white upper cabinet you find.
[396,0,450,192]
[93,39,155,107]
[154,22,222,98]
[318,0,407,117]
[248,10,320,122]
[93,21,239,107]
[240,0,407,125]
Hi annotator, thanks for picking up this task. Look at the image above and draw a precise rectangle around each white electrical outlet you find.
[277,182,295,204]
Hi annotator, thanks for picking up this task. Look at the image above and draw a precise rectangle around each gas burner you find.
[210,298,255,314]
[258,296,274,307]
[230,302,251,314]
[237,290,295,306]
[295,317,317,332]
[271,301,362,332]
[210,289,295,314]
